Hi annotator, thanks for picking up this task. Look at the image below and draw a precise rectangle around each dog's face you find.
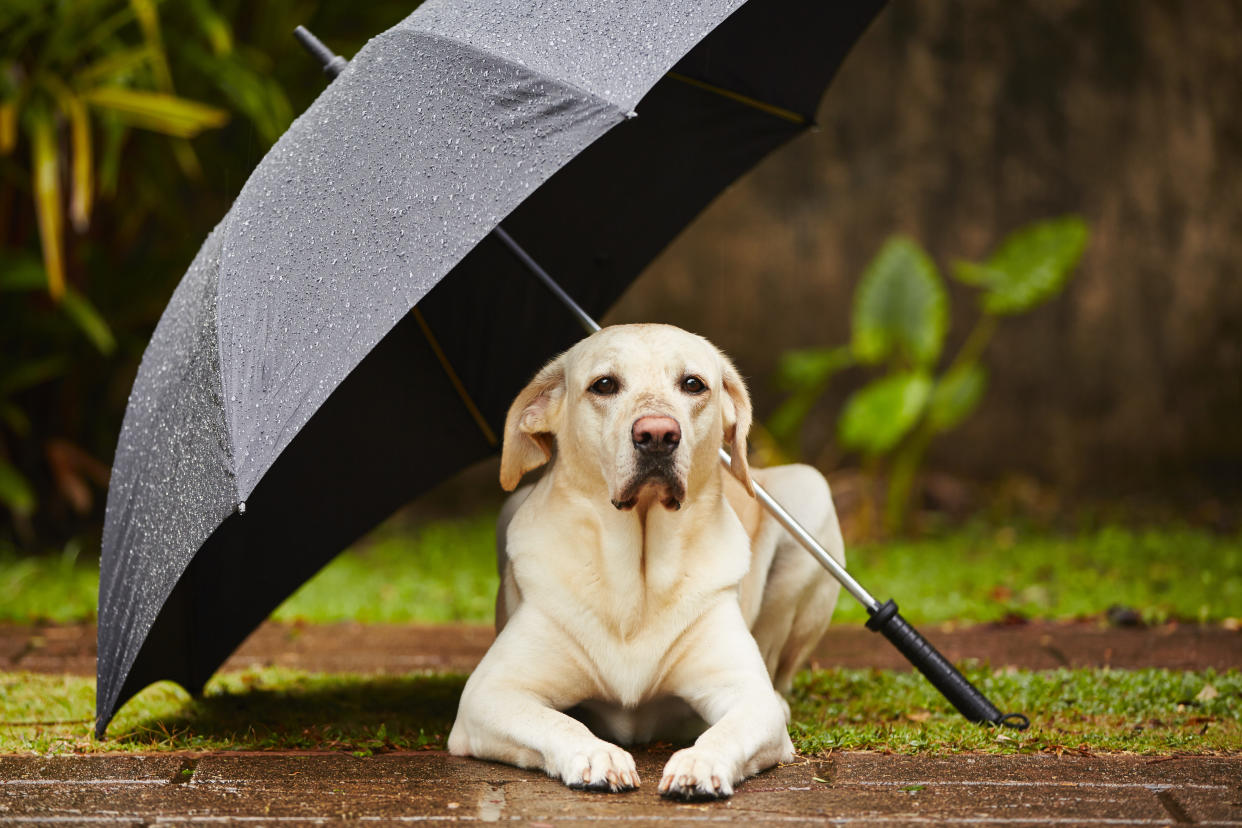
[499,324,753,509]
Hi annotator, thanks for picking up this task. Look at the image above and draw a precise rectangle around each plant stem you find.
[948,313,997,376]
[884,425,932,535]
[883,312,997,535]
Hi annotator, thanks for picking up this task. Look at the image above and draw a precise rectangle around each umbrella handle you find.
[867,600,1030,729]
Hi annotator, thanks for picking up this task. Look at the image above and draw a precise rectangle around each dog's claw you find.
[659,747,735,800]
[562,745,639,794]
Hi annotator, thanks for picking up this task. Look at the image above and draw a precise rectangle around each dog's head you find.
[499,324,753,510]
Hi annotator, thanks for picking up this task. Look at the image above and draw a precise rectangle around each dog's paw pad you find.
[562,745,639,793]
[658,748,734,800]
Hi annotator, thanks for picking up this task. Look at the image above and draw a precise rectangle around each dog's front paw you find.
[560,743,640,793]
[658,747,736,800]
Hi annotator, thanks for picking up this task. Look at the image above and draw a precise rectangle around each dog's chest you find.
[572,603,709,707]
[528,565,734,707]
[509,492,752,707]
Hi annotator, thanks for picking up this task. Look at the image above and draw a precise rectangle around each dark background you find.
[3,0,1239,549]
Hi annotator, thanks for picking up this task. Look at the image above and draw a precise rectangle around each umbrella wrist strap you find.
[866,599,1030,730]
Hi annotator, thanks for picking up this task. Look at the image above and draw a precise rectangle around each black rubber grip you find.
[867,599,1029,729]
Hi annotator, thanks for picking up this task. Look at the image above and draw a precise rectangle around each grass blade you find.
[81,87,227,138]
[61,288,116,355]
[73,45,153,89]
[0,99,16,155]
[66,94,93,231]
[0,250,47,292]
[28,108,66,301]
[187,0,233,56]
[128,0,174,92]
[45,78,93,232]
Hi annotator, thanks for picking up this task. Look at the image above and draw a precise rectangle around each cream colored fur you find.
[447,324,845,799]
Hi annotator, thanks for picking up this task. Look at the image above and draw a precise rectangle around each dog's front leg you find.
[447,616,640,792]
[658,605,795,800]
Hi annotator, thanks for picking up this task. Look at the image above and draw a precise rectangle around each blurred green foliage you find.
[768,217,1089,536]
[0,1,415,548]
[5,515,1238,627]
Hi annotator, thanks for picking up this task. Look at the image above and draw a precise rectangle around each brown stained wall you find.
[606,0,1242,495]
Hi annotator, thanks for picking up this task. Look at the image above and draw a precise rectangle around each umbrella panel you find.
[113,316,496,712]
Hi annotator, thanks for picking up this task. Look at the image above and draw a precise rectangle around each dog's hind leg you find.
[748,464,845,694]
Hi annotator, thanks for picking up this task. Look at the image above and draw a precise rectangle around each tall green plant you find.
[0,0,291,532]
[768,216,1089,535]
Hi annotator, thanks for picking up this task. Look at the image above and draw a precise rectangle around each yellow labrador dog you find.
[447,324,845,799]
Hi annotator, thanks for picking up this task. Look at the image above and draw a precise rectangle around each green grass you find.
[272,516,499,624]
[0,540,101,624]
[3,520,1239,626]
[835,524,1242,626]
[2,666,1238,756]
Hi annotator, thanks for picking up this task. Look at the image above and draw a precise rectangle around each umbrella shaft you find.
[493,227,601,334]
[494,224,879,612]
[721,447,876,610]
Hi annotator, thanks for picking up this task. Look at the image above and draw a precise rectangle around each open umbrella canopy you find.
[97,0,885,735]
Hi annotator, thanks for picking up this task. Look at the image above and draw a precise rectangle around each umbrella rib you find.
[411,307,498,447]
[665,71,807,125]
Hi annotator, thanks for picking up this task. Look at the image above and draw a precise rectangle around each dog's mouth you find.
[611,462,685,512]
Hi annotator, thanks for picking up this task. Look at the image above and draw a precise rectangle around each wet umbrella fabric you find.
[96,0,885,735]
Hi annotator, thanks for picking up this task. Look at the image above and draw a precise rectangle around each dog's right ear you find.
[499,356,566,491]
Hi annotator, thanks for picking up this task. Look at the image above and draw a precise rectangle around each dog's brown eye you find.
[681,376,707,395]
[589,376,618,396]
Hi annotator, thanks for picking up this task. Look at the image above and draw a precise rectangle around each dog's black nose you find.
[632,416,680,455]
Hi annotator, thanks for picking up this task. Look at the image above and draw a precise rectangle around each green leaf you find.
[838,371,932,456]
[73,46,153,88]
[960,216,1089,316]
[61,289,117,355]
[767,346,854,456]
[0,99,16,155]
[949,261,1003,287]
[81,87,228,138]
[775,346,855,392]
[187,0,233,55]
[0,250,48,291]
[0,356,69,396]
[927,364,987,432]
[28,105,66,300]
[96,114,126,197]
[851,237,947,368]
[182,46,290,144]
[0,403,31,437]
[0,459,36,518]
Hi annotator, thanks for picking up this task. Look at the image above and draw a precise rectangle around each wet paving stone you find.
[6,621,1240,676]
[1,750,1239,824]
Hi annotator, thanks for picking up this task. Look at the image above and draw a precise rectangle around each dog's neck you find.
[535,457,749,640]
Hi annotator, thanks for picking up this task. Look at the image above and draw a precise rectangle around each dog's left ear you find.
[719,353,754,496]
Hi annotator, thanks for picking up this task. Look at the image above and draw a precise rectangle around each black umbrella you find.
[97,0,1025,737]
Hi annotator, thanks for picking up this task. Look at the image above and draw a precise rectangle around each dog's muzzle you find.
[613,416,686,510]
